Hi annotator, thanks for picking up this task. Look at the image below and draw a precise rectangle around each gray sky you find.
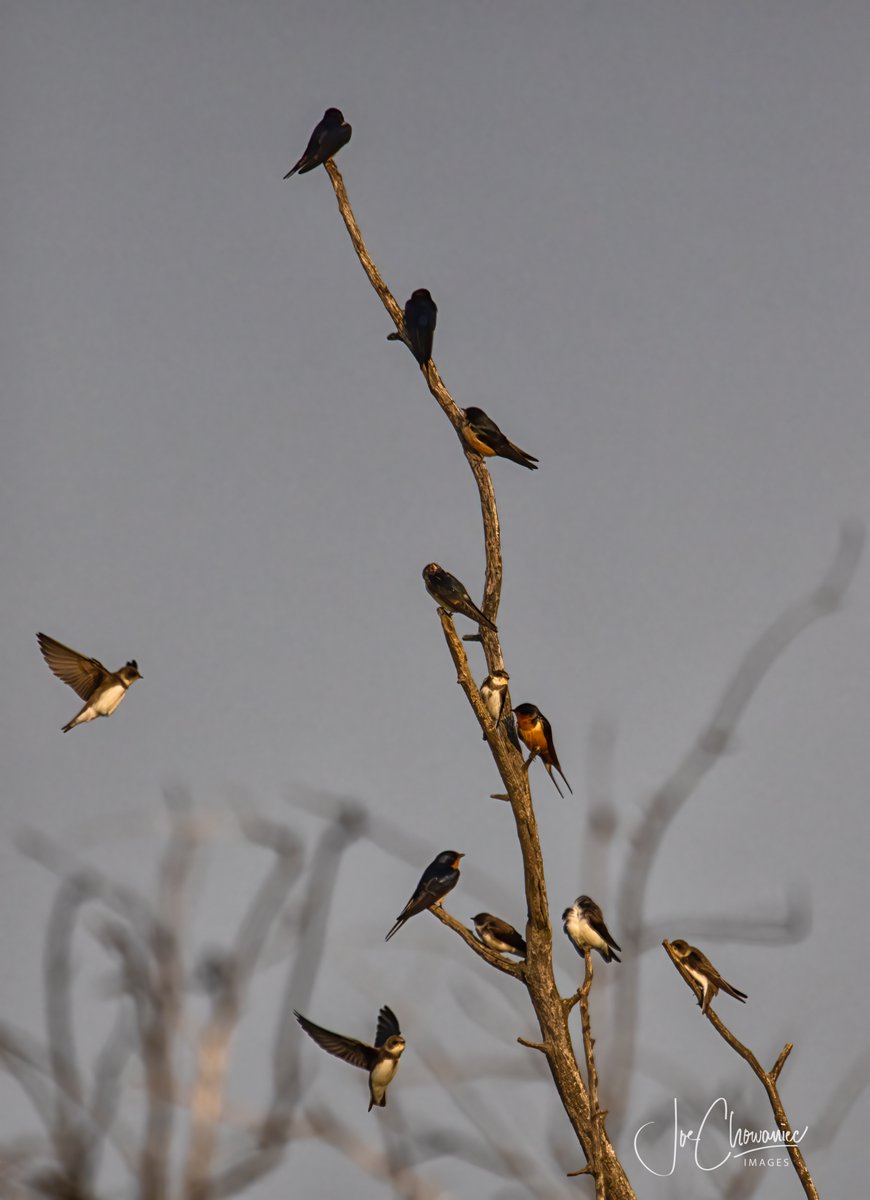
[2,1,869,1196]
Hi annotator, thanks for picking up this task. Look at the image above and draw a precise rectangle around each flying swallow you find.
[669,940,748,1014]
[402,288,437,365]
[513,703,572,796]
[461,408,538,470]
[36,632,142,733]
[294,1006,405,1110]
[423,563,497,632]
[385,850,463,941]
[283,108,351,178]
[473,912,527,958]
[562,896,621,963]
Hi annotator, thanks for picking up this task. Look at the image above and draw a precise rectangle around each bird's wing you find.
[374,1006,401,1046]
[294,1012,375,1070]
[37,633,109,699]
[718,977,748,1002]
[597,919,621,952]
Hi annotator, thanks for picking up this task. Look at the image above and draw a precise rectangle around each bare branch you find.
[663,941,819,1199]
[576,951,605,1197]
[613,522,864,1111]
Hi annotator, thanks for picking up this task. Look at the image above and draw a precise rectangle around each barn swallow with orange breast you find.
[473,912,527,958]
[461,408,538,470]
[423,563,497,632]
[294,1006,405,1110]
[669,940,748,1014]
[385,850,463,941]
[36,633,142,732]
[563,896,621,963]
[513,702,572,796]
[402,288,437,364]
[283,108,351,178]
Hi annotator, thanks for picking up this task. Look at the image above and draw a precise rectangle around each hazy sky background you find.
[3,2,869,1196]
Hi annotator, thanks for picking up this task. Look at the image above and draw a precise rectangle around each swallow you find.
[473,912,526,958]
[669,940,748,1014]
[461,408,538,470]
[480,669,510,729]
[283,108,351,178]
[385,850,463,941]
[36,632,142,733]
[563,896,621,963]
[423,563,497,632]
[402,288,437,365]
[479,668,521,749]
[294,1006,405,1110]
[513,703,572,796]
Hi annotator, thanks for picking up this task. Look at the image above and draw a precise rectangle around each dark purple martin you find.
[473,912,527,958]
[294,1006,405,1110]
[423,563,497,632]
[283,108,351,178]
[402,288,438,365]
[670,940,748,1014]
[563,896,621,963]
[385,850,463,941]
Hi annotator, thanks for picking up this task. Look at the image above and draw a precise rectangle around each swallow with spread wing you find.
[294,1006,405,1110]
[36,632,142,732]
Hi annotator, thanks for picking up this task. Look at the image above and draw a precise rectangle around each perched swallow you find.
[669,940,748,1014]
[480,668,521,749]
[385,850,463,941]
[513,702,572,796]
[461,408,538,470]
[563,896,621,963]
[294,1006,405,1110]
[402,288,437,365]
[473,912,527,958]
[480,669,510,729]
[423,563,497,632]
[36,633,142,733]
[283,108,351,178]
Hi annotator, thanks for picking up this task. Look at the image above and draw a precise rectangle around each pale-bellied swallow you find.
[423,563,497,632]
[473,912,526,958]
[480,669,510,729]
[385,850,463,941]
[480,668,521,749]
[294,1006,405,1110]
[283,108,351,178]
[402,288,437,365]
[669,939,748,1014]
[461,407,538,470]
[563,895,621,963]
[513,702,572,796]
[36,632,142,733]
